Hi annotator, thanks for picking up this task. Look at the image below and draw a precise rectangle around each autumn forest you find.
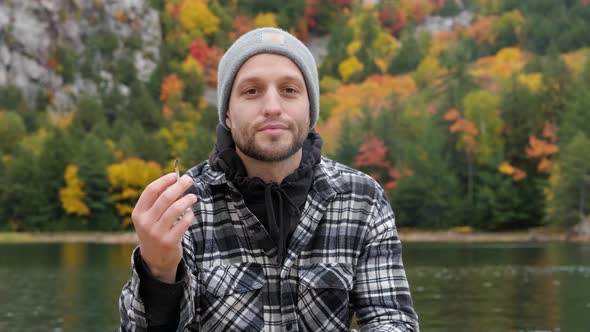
[1,0,590,232]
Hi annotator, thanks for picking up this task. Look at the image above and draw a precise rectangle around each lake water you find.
[0,242,589,331]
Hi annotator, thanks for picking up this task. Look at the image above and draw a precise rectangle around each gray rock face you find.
[567,217,590,241]
[307,34,330,66]
[417,10,473,34]
[0,0,161,113]
[572,219,590,234]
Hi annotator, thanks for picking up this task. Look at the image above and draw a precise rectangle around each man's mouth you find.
[257,123,289,132]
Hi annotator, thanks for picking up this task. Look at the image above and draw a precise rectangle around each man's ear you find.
[225,113,232,129]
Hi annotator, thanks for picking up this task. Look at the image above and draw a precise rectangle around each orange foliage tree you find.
[498,161,527,181]
[464,16,498,44]
[188,37,223,86]
[444,108,478,156]
[230,16,254,40]
[378,0,441,36]
[353,134,411,190]
[317,74,417,154]
[525,135,559,173]
[160,73,184,103]
[160,73,185,119]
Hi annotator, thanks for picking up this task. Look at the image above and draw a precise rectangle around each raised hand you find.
[131,173,197,283]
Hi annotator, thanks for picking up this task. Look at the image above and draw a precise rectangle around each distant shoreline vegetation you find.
[1,228,588,244]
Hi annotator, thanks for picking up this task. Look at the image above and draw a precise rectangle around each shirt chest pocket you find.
[297,263,354,331]
[198,262,265,332]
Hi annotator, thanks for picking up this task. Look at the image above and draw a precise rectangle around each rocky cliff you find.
[0,0,161,113]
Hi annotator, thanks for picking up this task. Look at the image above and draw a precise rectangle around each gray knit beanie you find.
[217,27,319,129]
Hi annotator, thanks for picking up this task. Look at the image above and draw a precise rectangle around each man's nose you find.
[262,88,282,116]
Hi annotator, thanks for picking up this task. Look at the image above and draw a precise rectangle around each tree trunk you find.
[467,157,474,203]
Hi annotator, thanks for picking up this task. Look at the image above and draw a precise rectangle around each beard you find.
[232,119,308,162]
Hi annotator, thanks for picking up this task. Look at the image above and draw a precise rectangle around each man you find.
[119,27,419,332]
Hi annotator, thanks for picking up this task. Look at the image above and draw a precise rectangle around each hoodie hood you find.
[209,124,323,262]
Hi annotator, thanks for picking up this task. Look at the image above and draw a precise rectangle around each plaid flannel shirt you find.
[119,157,419,332]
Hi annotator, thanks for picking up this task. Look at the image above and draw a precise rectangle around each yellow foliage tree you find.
[108,158,163,228]
[498,161,514,174]
[463,90,504,165]
[495,9,524,39]
[517,73,543,93]
[19,128,47,156]
[346,40,362,57]
[338,56,364,82]
[181,56,204,76]
[414,55,443,86]
[561,49,590,78]
[159,122,192,157]
[158,108,202,157]
[544,164,560,212]
[470,47,526,80]
[59,164,90,217]
[49,112,74,129]
[320,76,342,93]
[113,7,128,23]
[178,0,220,35]
[372,31,399,73]
[254,13,278,28]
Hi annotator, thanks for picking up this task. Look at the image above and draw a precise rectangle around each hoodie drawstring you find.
[264,183,300,262]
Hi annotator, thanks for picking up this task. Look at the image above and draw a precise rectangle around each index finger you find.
[134,173,178,214]
[147,175,194,223]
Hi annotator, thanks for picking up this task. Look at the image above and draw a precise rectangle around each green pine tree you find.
[547,132,590,227]
[72,96,110,139]
[0,147,39,230]
[33,127,74,230]
[76,133,118,230]
[127,81,163,131]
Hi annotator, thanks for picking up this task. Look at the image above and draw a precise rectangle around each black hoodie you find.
[138,124,323,330]
[209,124,323,262]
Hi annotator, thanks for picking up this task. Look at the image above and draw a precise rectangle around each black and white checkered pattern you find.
[120,157,419,331]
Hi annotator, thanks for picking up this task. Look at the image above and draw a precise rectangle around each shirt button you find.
[249,224,262,233]
[286,323,293,330]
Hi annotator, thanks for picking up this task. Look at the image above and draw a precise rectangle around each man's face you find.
[226,53,310,162]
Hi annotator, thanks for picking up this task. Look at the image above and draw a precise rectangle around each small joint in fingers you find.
[175,207,192,225]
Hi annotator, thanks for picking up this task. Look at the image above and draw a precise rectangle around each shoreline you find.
[0,230,588,243]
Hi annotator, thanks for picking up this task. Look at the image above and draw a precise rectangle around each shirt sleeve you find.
[352,185,420,332]
[136,250,184,330]
[119,234,199,332]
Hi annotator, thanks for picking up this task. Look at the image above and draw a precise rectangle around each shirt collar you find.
[197,156,351,198]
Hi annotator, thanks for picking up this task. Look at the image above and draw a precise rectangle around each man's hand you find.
[132,173,197,283]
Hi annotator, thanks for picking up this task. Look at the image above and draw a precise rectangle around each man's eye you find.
[284,87,297,94]
[245,89,257,95]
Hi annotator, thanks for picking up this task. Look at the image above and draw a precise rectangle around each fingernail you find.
[189,194,197,202]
